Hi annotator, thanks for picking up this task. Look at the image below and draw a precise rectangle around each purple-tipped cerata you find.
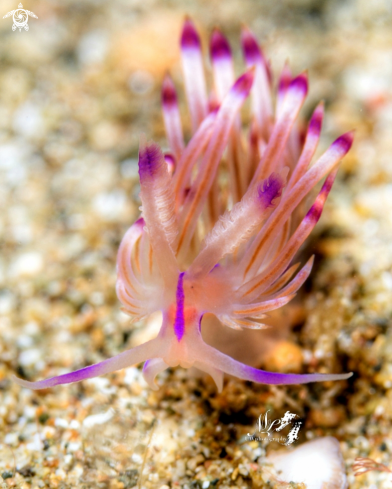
[309,102,324,135]
[241,26,265,65]
[278,62,292,98]
[332,131,355,153]
[232,67,255,97]
[162,74,178,107]
[289,72,309,97]
[181,17,201,50]
[13,18,354,393]
[210,28,232,61]
[162,74,184,161]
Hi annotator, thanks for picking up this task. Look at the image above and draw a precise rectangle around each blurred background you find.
[1,0,392,487]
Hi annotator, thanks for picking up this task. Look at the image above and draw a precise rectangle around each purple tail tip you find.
[162,75,178,107]
[181,17,201,50]
[210,28,232,61]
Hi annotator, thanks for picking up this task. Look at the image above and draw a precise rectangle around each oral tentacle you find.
[194,361,224,392]
[142,358,169,390]
[13,338,161,390]
[201,343,352,386]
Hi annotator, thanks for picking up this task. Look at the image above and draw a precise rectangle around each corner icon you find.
[3,3,38,32]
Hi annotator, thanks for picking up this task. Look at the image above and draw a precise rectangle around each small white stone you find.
[354,436,369,450]
[131,453,143,463]
[314,348,325,359]
[128,70,154,94]
[77,30,108,66]
[202,446,210,458]
[55,468,67,479]
[238,464,249,477]
[82,408,114,428]
[26,433,43,451]
[90,291,105,306]
[23,321,39,335]
[202,482,210,489]
[86,377,116,395]
[93,190,127,221]
[381,271,392,291]
[55,418,69,429]
[0,292,16,314]
[13,102,44,139]
[253,447,263,458]
[23,406,37,419]
[67,213,85,230]
[123,367,142,385]
[267,436,347,489]
[4,433,18,445]
[67,442,81,452]
[64,454,73,466]
[11,252,43,277]
[18,348,41,367]
[374,404,384,416]
[16,335,34,349]
[0,142,29,185]
[42,426,55,438]
[69,419,80,429]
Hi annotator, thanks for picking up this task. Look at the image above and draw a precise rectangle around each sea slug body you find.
[13,18,354,392]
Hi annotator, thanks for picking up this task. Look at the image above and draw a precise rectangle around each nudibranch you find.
[14,19,354,392]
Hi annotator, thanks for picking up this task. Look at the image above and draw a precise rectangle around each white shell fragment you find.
[82,408,114,428]
[266,436,348,489]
